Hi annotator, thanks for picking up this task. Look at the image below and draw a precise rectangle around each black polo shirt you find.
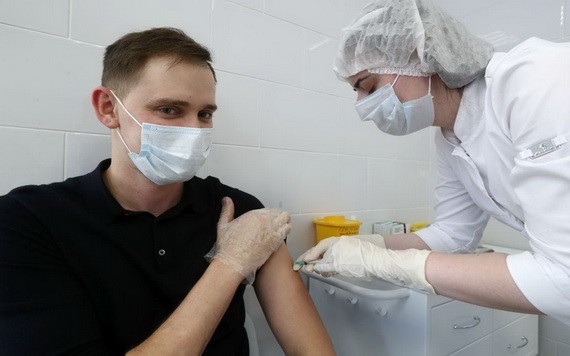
[0,159,263,355]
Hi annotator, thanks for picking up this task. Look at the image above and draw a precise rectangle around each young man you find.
[0,28,334,355]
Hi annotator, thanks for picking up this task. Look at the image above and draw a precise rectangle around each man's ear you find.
[92,86,119,129]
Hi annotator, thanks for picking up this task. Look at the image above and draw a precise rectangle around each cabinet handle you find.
[453,316,480,329]
[507,336,528,349]
[375,307,388,317]
[346,297,358,305]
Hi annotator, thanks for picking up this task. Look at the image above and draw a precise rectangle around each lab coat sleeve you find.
[415,131,490,253]
[487,38,570,324]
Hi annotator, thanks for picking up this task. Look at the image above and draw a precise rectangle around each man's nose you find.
[185,115,208,128]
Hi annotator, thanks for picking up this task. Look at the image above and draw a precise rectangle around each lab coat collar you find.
[451,76,487,148]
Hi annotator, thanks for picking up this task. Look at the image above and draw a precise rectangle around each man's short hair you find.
[102,27,216,98]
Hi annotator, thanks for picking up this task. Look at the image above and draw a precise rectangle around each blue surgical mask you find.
[111,91,212,185]
[355,75,434,136]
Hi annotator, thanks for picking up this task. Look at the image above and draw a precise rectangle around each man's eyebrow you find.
[353,75,371,90]
[146,99,218,111]
[147,98,190,107]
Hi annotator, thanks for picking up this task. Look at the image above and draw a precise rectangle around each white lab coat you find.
[415,38,570,325]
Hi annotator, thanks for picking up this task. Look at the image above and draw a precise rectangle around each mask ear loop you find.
[391,74,432,94]
[109,91,143,127]
[114,128,134,154]
[391,74,400,87]
[109,90,141,154]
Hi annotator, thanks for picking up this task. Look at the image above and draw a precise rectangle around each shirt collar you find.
[80,159,210,222]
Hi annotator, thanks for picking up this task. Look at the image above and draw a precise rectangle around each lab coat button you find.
[158,249,166,256]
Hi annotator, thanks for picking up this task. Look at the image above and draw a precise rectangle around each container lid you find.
[410,221,430,231]
[313,215,362,227]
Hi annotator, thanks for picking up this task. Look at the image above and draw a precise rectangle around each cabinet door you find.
[430,300,493,355]
[492,315,538,356]
[493,308,525,330]
[449,335,492,356]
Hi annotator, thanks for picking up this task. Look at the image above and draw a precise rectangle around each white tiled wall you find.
[539,315,570,356]
[2,0,569,353]
[0,0,69,36]
[0,127,64,194]
[70,0,211,46]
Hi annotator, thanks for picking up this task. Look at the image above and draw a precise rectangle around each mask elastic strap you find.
[108,90,139,154]
[114,128,133,154]
[109,90,143,127]
[391,74,400,87]
[391,74,432,94]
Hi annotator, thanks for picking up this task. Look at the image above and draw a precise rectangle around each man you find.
[0,27,334,355]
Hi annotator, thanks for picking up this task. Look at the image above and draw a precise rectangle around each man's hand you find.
[212,197,291,283]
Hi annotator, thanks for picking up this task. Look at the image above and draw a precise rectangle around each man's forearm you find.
[425,252,541,314]
[127,260,244,355]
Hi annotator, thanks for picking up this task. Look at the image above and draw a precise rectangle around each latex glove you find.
[293,234,386,273]
[300,236,435,294]
[209,197,291,284]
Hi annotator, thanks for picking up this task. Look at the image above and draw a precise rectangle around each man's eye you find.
[199,111,213,120]
[159,107,178,115]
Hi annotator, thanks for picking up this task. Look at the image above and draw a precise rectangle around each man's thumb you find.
[218,197,235,225]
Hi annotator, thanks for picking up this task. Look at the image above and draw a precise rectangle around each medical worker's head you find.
[335,0,493,134]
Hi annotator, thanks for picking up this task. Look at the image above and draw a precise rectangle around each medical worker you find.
[295,0,570,325]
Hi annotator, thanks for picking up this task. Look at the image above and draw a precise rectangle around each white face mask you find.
[111,91,212,185]
[355,75,434,136]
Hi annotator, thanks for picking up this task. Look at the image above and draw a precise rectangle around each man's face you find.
[115,57,217,153]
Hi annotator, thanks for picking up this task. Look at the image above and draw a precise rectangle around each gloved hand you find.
[208,197,291,284]
[293,234,386,273]
[295,236,435,294]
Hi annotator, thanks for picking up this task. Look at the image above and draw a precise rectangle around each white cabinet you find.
[450,335,492,356]
[492,315,538,356]
[430,300,494,355]
[308,273,538,356]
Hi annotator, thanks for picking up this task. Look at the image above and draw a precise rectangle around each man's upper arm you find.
[253,245,334,354]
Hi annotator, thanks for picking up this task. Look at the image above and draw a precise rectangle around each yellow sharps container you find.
[410,221,430,233]
[313,215,362,243]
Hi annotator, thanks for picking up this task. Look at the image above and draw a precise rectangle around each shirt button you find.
[158,249,166,256]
